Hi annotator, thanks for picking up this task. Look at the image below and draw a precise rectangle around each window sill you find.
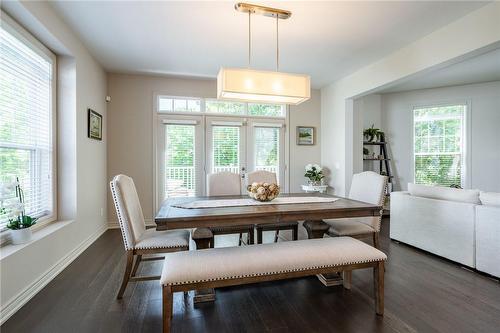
[0,220,74,260]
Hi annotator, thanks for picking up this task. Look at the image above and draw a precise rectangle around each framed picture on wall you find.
[88,108,102,141]
[297,126,315,145]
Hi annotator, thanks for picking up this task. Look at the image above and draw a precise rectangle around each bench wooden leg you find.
[342,270,352,290]
[374,261,384,315]
[117,251,134,299]
[162,286,173,333]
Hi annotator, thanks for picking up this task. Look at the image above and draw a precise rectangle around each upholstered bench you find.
[160,237,387,332]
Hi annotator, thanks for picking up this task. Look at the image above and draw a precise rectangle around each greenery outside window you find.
[413,104,466,187]
[0,16,57,231]
[158,96,286,117]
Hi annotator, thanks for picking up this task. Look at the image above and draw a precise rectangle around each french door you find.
[206,117,285,190]
[157,115,285,201]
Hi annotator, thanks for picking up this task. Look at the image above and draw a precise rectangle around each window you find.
[158,97,201,112]
[165,124,196,197]
[158,96,286,117]
[0,17,56,230]
[254,126,280,177]
[212,126,241,174]
[413,105,466,187]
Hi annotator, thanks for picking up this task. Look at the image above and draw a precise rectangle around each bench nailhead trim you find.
[165,257,386,286]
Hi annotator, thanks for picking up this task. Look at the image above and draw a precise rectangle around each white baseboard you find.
[0,224,108,325]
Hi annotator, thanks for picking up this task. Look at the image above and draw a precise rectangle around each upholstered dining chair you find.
[247,170,299,244]
[207,172,254,246]
[324,171,388,248]
[110,174,190,299]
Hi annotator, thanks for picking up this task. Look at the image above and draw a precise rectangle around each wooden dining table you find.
[155,192,382,302]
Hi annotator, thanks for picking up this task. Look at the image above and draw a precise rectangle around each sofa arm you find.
[476,205,500,278]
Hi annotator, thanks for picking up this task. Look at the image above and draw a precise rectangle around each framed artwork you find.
[88,108,102,141]
[297,126,315,145]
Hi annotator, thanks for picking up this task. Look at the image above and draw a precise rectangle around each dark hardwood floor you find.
[3,219,500,333]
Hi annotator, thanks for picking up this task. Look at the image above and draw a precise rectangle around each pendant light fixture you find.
[217,3,311,105]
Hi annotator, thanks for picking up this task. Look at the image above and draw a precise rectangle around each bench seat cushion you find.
[161,237,386,286]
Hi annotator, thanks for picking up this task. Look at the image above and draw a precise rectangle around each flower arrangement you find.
[304,164,324,185]
[247,182,280,202]
[1,178,37,244]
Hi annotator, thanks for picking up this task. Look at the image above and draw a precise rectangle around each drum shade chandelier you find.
[217,3,310,105]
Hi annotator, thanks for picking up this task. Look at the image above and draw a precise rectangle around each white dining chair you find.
[324,171,388,248]
[247,170,298,243]
[207,172,254,246]
[110,174,190,299]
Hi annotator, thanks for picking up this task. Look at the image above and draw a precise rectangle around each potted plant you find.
[304,164,324,186]
[1,178,37,245]
[363,124,384,142]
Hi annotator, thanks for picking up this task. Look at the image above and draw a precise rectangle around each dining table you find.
[155,192,383,302]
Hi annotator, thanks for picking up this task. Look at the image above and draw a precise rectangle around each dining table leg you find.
[191,228,216,303]
[303,220,344,287]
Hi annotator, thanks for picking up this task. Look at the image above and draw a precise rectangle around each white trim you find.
[162,119,198,125]
[0,223,107,325]
[251,122,284,128]
[211,120,244,127]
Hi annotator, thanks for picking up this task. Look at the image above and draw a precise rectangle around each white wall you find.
[289,90,322,192]
[354,94,382,174]
[107,74,321,224]
[321,3,500,195]
[0,1,107,323]
[381,81,500,192]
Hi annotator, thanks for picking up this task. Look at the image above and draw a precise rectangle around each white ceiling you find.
[379,48,500,93]
[49,1,488,88]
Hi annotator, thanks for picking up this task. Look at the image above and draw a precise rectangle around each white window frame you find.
[156,95,287,119]
[152,94,289,213]
[410,101,471,188]
[1,13,57,236]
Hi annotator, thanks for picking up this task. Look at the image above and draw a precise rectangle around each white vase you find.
[11,227,33,245]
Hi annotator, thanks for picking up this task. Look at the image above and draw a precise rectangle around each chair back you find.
[207,172,241,196]
[247,170,277,186]
[348,171,388,232]
[110,174,146,250]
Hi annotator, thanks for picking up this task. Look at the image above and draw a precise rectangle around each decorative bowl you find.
[247,182,280,202]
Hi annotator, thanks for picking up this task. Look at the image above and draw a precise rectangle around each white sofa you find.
[390,184,500,277]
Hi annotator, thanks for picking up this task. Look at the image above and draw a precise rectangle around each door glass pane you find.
[165,125,195,197]
[248,103,284,117]
[254,127,279,181]
[212,126,240,174]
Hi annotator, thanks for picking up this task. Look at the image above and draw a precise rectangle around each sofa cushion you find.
[408,183,480,204]
[480,191,500,207]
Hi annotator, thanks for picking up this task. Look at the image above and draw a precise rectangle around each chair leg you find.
[274,230,279,243]
[374,261,384,315]
[292,224,298,241]
[373,232,380,249]
[257,227,263,244]
[248,228,254,245]
[238,232,243,246]
[162,286,173,333]
[117,251,134,299]
[131,254,142,277]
